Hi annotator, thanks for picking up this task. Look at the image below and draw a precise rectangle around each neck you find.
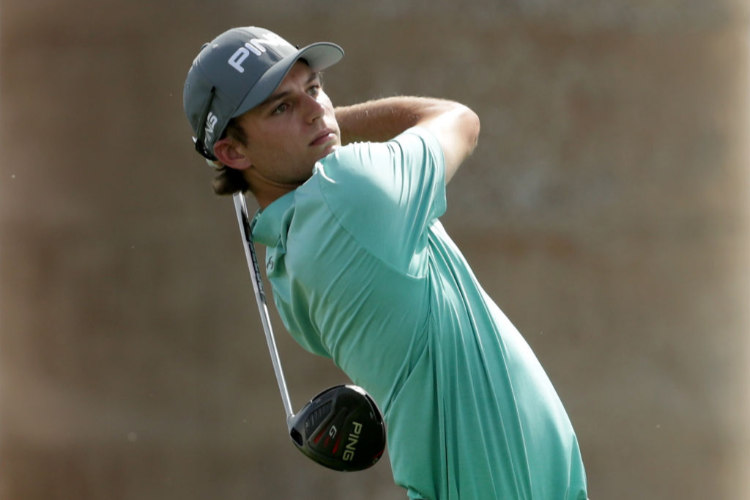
[254,186,296,210]
[245,171,303,210]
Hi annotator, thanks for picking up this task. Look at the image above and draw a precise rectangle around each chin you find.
[311,149,335,165]
[323,141,340,157]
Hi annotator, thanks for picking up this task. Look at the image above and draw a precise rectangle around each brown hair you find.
[212,117,250,196]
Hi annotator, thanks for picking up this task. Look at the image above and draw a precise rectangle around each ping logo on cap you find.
[204,111,219,143]
[228,32,291,73]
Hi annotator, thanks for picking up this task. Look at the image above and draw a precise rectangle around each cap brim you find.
[231,42,344,119]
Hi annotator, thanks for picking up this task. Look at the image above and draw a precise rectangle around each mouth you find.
[309,129,336,147]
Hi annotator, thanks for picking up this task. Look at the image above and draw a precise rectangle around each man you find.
[183,26,588,500]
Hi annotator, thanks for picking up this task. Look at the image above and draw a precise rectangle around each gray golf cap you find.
[184,27,344,161]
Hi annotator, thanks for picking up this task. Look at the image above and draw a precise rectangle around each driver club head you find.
[288,385,386,472]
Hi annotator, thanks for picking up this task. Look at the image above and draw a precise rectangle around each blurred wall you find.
[1,1,749,499]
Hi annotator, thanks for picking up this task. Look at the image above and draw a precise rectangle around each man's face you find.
[235,60,341,186]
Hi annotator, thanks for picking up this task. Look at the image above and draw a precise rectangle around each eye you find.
[272,102,289,115]
[307,84,320,97]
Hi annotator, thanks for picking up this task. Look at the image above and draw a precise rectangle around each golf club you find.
[232,192,386,472]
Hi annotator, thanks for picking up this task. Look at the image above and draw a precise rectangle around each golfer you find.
[183,26,588,500]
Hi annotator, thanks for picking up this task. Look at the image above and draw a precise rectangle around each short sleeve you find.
[315,126,446,276]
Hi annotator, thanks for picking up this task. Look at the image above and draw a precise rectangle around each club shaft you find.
[233,193,294,421]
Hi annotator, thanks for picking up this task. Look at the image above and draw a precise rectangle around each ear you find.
[213,137,251,171]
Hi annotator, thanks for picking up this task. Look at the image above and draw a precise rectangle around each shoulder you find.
[298,128,446,276]
[317,127,444,184]
[393,126,444,160]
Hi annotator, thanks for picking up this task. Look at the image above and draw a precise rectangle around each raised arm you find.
[335,97,480,184]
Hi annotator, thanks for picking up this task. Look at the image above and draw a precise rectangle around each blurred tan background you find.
[1,0,749,499]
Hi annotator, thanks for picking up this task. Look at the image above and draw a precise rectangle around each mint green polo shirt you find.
[252,127,587,500]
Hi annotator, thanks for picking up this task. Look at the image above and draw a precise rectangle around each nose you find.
[302,93,325,123]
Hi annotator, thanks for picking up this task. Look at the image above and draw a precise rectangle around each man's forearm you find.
[335,96,464,145]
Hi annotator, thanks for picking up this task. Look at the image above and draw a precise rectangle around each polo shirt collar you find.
[251,190,296,247]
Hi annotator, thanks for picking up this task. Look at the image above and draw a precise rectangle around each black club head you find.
[288,385,386,472]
